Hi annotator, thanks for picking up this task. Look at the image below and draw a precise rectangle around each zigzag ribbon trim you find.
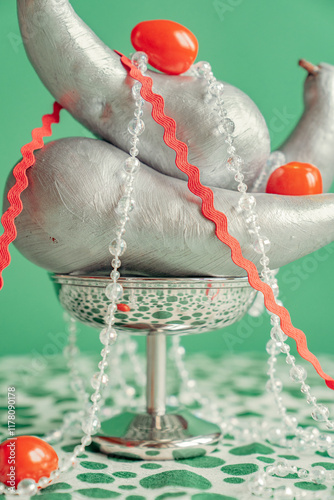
[0,102,62,290]
[119,53,334,390]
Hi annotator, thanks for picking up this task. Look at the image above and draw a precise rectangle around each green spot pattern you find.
[140,471,211,490]
[294,482,327,491]
[312,462,334,470]
[155,493,187,500]
[176,456,225,468]
[81,462,108,470]
[256,456,275,464]
[191,494,237,500]
[145,451,160,456]
[37,494,72,500]
[42,483,72,492]
[277,455,299,460]
[75,489,120,498]
[1,352,331,498]
[229,443,274,456]
[140,464,162,470]
[77,474,114,484]
[221,463,259,476]
[113,472,137,479]
[223,477,245,484]
[126,496,146,500]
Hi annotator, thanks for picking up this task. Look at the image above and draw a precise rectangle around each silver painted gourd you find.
[3,0,334,277]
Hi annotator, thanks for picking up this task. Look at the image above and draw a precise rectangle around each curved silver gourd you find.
[12,0,334,278]
[4,138,334,277]
[280,59,334,192]
[17,0,270,191]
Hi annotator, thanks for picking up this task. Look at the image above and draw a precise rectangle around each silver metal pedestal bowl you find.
[52,275,256,460]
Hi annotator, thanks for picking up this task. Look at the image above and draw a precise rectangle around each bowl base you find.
[93,407,221,460]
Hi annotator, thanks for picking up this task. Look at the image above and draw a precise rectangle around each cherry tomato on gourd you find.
[131,20,198,75]
[0,436,58,487]
[266,162,323,196]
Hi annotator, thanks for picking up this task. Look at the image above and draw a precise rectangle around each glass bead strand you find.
[194,60,334,436]
[1,51,148,496]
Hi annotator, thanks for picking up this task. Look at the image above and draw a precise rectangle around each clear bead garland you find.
[101,335,145,414]
[171,336,221,423]
[1,51,148,496]
[105,337,137,410]
[44,314,89,446]
[161,60,334,496]
[193,59,334,436]
[247,460,334,498]
[124,337,146,389]
[176,61,334,496]
[63,314,89,406]
[172,338,334,497]
[46,316,144,445]
[171,337,207,406]
[2,52,334,497]
[194,60,279,298]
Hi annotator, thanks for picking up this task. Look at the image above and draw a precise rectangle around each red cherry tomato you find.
[0,436,58,487]
[117,303,131,312]
[131,20,198,75]
[266,162,323,196]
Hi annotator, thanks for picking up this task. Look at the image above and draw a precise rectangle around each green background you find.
[1,0,334,360]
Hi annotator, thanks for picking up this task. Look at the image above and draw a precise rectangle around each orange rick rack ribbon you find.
[118,52,334,391]
[0,102,62,290]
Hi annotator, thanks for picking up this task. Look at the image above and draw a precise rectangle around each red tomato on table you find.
[0,436,58,487]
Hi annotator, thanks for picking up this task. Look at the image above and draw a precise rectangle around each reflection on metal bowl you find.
[52,274,256,335]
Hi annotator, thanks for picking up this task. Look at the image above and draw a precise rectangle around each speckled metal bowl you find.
[52,275,256,335]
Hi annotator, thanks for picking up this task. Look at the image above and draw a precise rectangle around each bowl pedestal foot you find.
[92,332,221,460]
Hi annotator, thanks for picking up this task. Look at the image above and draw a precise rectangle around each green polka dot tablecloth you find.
[1,351,334,499]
